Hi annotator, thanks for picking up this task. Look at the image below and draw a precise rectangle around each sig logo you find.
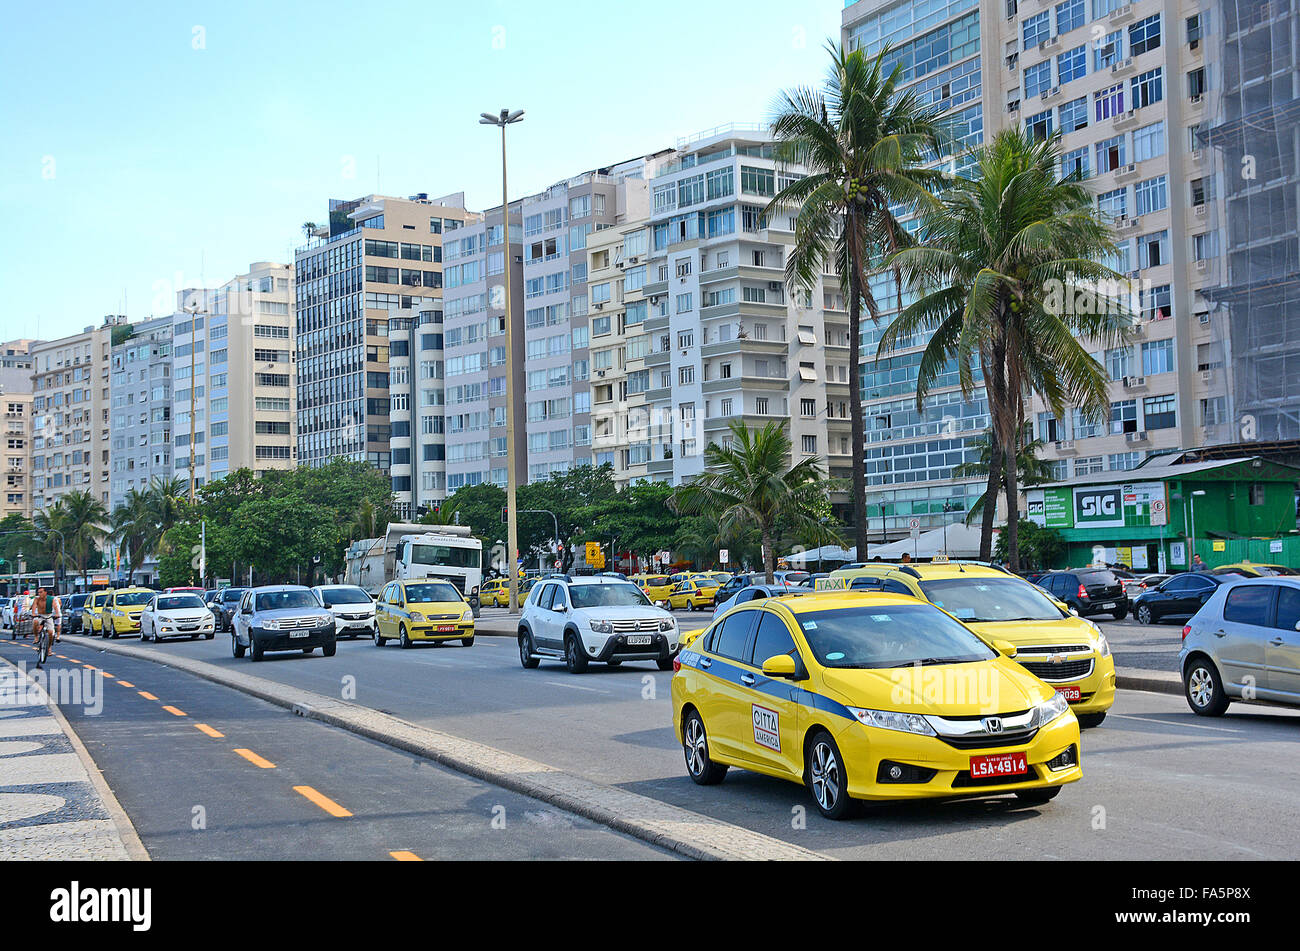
[1075,487,1123,525]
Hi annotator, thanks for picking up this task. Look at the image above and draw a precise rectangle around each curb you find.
[67,635,828,861]
[1115,671,1182,696]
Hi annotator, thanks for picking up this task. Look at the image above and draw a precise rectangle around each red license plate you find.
[436,625,457,633]
[1056,686,1082,702]
[969,752,1028,778]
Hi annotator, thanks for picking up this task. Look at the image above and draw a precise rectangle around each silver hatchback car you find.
[1180,576,1300,716]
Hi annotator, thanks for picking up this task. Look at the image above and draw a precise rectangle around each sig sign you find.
[1073,487,1125,528]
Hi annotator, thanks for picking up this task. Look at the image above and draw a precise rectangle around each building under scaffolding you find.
[1205,0,1300,441]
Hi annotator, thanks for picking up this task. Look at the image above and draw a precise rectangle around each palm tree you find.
[37,490,108,588]
[951,431,1055,525]
[669,422,837,583]
[145,476,187,557]
[880,127,1129,569]
[770,41,951,562]
[111,488,153,582]
[350,498,384,540]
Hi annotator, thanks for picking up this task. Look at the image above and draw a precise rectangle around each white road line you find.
[1110,713,1244,734]
[544,680,610,694]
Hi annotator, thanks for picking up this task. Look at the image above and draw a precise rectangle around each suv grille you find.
[611,618,660,633]
[275,616,319,630]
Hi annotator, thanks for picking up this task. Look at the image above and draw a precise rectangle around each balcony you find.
[700,335,788,358]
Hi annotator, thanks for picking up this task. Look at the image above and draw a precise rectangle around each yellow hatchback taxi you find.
[668,578,721,612]
[82,591,112,635]
[480,578,510,607]
[672,592,1081,819]
[102,587,156,638]
[631,574,676,606]
[826,563,1116,727]
[374,579,475,649]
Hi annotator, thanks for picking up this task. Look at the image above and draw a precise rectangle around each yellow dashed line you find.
[293,785,352,818]
[194,723,224,738]
[162,705,187,717]
[389,850,423,861]
[233,748,276,769]
[137,691,158,701]
[117,681,135,688]
[101,672,115,679]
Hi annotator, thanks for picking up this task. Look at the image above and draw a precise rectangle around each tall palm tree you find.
[37,490,108,588]
[951,431,1055,525]
[145,476,187,557]
[880,127,1129,568]
[770,41,951,561]
[669,422,837,583]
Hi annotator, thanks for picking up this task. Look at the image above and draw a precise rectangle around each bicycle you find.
[33,614,55,668]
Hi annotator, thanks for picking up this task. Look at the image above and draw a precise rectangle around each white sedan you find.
[141,592,216,642]
[310,584,376,638]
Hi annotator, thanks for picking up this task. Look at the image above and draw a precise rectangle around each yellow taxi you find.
[82,591,112,635]
[672,591,1081,818]
[1212,562,1295,578]
[374,579,475,649]
[102,587,156,638]
[631,574,676,606]
[820,563,1115,727]
[668,577,722,612]
[480,578,510,607]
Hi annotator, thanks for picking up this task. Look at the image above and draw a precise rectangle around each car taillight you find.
[1078,583,1088,599]
[1182,625,1191,641]
[671,656,682,673]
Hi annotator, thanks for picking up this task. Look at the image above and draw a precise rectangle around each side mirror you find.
[761,654,798,679]
[993,639,1018,658]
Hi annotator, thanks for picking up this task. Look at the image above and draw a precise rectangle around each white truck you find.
[343,523,484,606]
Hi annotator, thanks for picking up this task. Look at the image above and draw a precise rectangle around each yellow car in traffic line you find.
[822,563,1116,727]
[672,592,1081,819]
[82,591,112,635]
[103,587,156,638]
[668,578,721,611]
[374,579,475,649]
[632,574,676,607]
[480,578,510,607]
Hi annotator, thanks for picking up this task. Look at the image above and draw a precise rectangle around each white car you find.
[311,584,376,638]
[141,592,216,642]
[517,574,678,673]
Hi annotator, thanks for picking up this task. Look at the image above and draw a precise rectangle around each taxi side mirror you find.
[760,654,798,679]
[993,640,1018,658]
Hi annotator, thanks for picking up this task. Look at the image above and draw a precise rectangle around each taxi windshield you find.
[570,583,651,609]
[918,578,1065,623]
[404,582,462,603]
[795,604,996,668]
[114,591,153,607]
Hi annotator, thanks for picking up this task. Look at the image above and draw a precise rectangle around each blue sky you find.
[0,0,843,341]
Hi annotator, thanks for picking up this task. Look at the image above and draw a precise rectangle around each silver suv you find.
[231,585,337,662]
[1180,577,1300,715]
[517,575,678,673]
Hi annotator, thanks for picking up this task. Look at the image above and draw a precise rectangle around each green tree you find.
[770,40,950,562]
[994,519,1066,570]
[669,422,838,583]
[951,431,1055,525]
[36,490,108,587]
[881,127,1128,569]
[110,488,153,581]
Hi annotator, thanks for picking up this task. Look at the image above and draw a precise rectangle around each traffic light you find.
[501,506,509,524]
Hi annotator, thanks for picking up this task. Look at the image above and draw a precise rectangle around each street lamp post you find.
[480,107,525,612]
[182,301,207,506]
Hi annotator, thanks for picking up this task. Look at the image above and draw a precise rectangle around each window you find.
[1095,30,1122,70]
[1134,175,1167,215]
[1142,394,1176,429]
[749,612,797,668]
[740,166,775,196]
[1193,231,1219,261]
[705,166,733,200]
[1188,67,1207,98]
[1190,176,1215,206]
[1141,284,1172,320]
[1059,96,1088,133]
[1094,85,1125,124]
[1108,451,1141,471]
[1097,187,1127,220]
[1024,61,1052,99]
[1200,396,1226,426]
[1186,13,1204,45]
[1132,121,1166,162]
[1055,0,1085,34]
[801,399,816,418]
[1128,14,1161,56]
[1026,109,1053,140]
[1141,338,1174,374]
[1132,68,1163,109]
[1223,586,1271,627]
[1057,45,1086,84]
[1061,146,1089,179]
[710,612,755,661]
[1137,230,1168,268]
[1110,399,1138,433]
[678,366,695,385]
[1023,11,1051,49]
[801,435,818,454]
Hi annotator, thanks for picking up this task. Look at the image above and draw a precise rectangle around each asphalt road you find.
[53,617,1300,859]
[0,635,672,861]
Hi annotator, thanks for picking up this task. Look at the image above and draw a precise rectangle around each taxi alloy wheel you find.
[374,627,387,648]
[399,624,413,650]
[1184,658,1229,717]
[519,630,539,669]
[683,711,727,785]
[807,730,855,820]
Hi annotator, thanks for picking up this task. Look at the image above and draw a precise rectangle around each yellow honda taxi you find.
[82,591,112,635]
[823,563,1116,727]
[632,574,676,606]
[668,577,721,612]
[672,592,1081,819]
[102,587,156,638]
[374,579,475,649]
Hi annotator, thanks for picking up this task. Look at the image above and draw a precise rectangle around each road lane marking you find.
[116,681,135,688]
[162,705,187,717]
[233,748,276,768]
[101,672,115,679]
[195,723,224,738]
[389,850,422,861]
[544,681,609,694]
[1111,713,1244,734]
[294,785,352,817]
[137,691,158,701]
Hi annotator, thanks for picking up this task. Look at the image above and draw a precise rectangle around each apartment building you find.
[108,315,172,507]
[440,204,525,498]
[637,124,854,488]
[1,341,36,518]
[295,193,470,473]
[842,0,1233,533]
[29,321,117,512]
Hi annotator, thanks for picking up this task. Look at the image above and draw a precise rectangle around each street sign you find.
[909,518,920,539]
[719,548,729,564]
[1150,498,1167,526]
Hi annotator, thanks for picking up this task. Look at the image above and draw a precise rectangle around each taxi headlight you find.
[460,609,472,621]
[590,619,613,634]
[409,612,425,622]
[1095,632,1110,657]
[1029,692,1071,729]
[848,707,937,737]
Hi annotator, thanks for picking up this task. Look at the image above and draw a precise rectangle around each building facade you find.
[1,340,36,519]
[108,315,173,508]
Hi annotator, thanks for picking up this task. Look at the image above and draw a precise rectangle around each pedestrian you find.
[901,552,912,564]
[1192,553,1206,572]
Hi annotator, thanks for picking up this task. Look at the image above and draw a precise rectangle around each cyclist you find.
[31,588,60,667]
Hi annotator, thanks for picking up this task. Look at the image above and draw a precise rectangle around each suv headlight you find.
[848,707,937,736]
[590,619,613,634]
[658,618,676,632]
[1028,692,1071,729]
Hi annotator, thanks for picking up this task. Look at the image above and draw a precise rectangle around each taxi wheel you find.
[1077,712,1106,728]
[461,637,474,648]
[1184,657,1229,717]
[564,633,589,674]
[374,628,387,648]
[399,625,413,649]
[1014,786,1062,805]
[806,730,856,820]
[232,634,245,659]
[682,710,727,785]
[518,631,539,669]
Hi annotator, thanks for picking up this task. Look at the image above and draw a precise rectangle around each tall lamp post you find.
[480,107,525,612]
[181,301,207,505]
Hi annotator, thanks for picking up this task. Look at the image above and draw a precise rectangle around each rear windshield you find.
[1078,570,1119,585]
[319,587,372,607]
[221,589,246,602]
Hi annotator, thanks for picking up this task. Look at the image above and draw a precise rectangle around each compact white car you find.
[517,574,678,673]
[141,592,216,642]
[311,584,376,638]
